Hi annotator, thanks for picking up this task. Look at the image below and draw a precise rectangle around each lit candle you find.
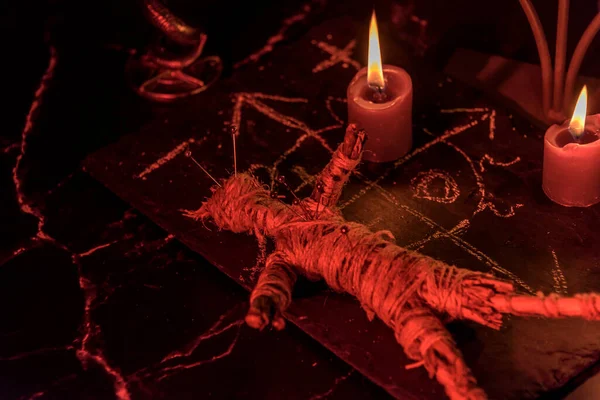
[347,11,413,163]
[543,86,600,207]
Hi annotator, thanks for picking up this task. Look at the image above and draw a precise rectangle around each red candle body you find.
[543,115,600,207]
[347,65,413,162]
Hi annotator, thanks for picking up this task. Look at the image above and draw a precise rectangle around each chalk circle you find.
[411,169,460,204]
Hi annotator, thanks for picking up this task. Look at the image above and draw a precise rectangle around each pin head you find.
[316,182,324,193]
[231,126,238,135]
[185,150,192,157]
[292,199,300,205]
[277,175,286,184]
[340,226,349,234]
[270,192,278,199]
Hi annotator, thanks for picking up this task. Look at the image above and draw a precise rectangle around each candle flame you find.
[569,86,588,139]
[368,11,385,90]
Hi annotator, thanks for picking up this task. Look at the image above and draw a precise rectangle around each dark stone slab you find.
[84,16,600,400]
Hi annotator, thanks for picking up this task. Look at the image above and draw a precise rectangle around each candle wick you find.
[370,85,388,103]
[568,127,582,143]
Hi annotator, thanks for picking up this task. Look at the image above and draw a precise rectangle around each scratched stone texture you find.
[83,16,600,400]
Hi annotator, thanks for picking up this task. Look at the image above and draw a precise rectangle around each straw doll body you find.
[185,125,600,400]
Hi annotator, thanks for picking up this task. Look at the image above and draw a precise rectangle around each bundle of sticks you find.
[184,125,600,400]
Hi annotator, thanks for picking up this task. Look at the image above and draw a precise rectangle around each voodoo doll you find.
[184,124,600,400]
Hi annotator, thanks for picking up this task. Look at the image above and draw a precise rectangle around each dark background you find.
[2,0,600,399]
[5,0,600,191]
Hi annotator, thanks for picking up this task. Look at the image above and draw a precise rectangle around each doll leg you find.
[394,305,487,400]
[245,251,297,331]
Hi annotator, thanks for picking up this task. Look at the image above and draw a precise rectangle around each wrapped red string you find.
[184,124,600,400]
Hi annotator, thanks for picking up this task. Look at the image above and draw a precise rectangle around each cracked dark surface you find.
[1,173,392,399]
[1,2,393,398]
[4,0,600,399]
